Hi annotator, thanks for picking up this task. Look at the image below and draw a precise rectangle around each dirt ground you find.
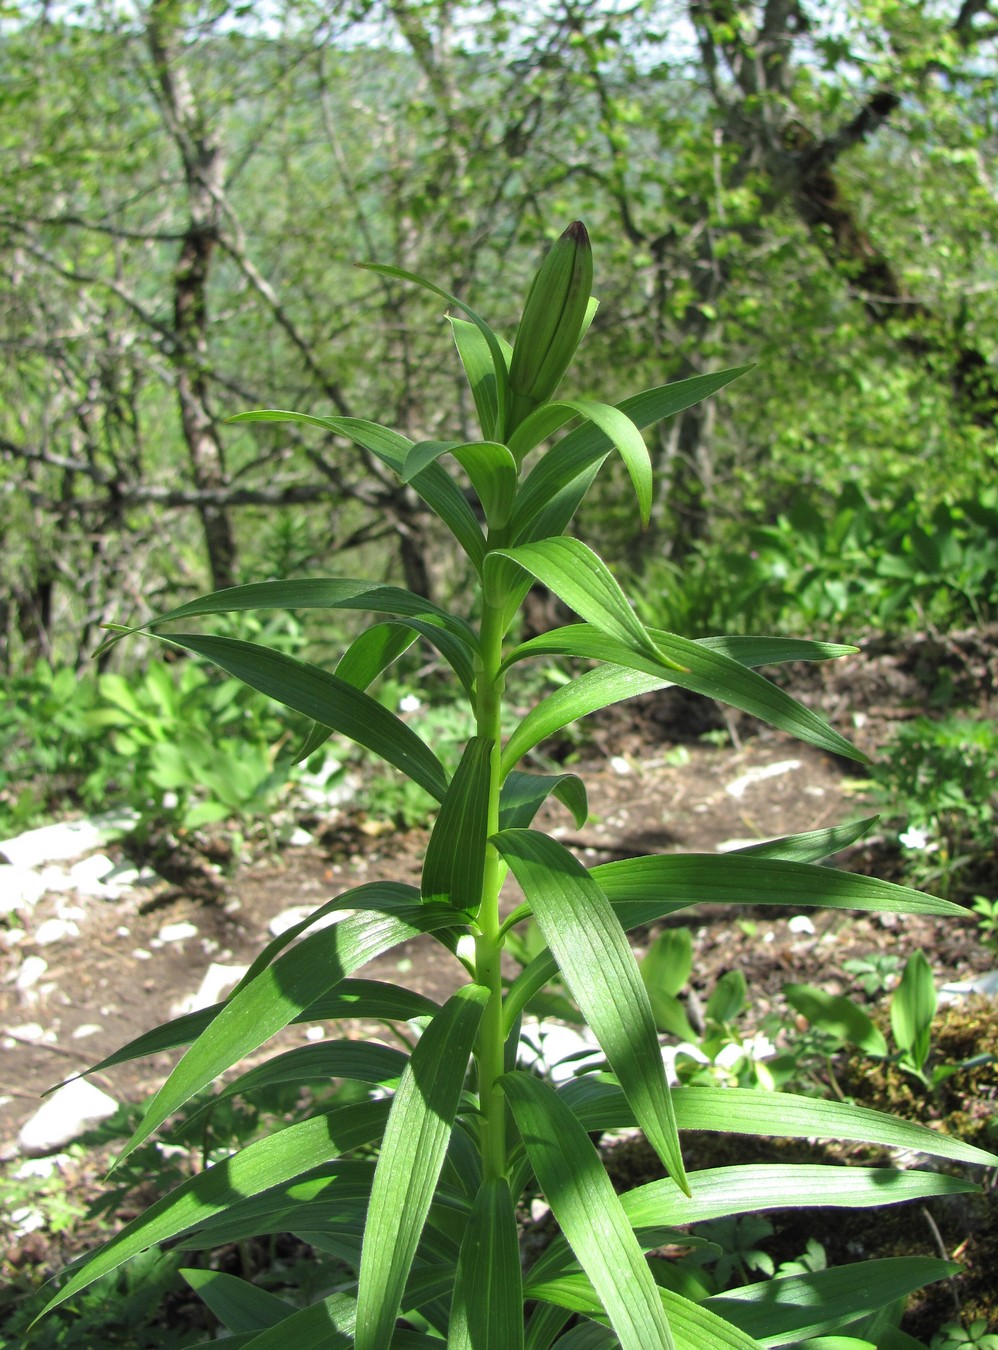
[2,629,997,1337]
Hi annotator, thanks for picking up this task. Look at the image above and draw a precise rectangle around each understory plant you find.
[42,223,996,1347]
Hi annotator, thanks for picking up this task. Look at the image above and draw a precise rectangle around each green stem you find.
[474,596,508,1181]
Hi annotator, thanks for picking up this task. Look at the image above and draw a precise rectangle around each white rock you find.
[609,755,631,776]
[72,1023,102,1040]
[157,921,198,944]
[725,759,802,800]
[0,865,46,914]
[518,1019,602,1084]
[788,915,816,935]
[14,955,49,990]
[132,948,152,961]
[268,906,352,938]
[34,917,81,946]
[18,1079,119,1155]
[287,827,314,847]
[176,961,249,1015]
[69,853,120,897]
[939,970,998,1004]
[7,1022,46,1041]
[0,812,136,869]
[102,861,158,890]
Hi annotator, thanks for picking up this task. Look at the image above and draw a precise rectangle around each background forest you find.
[2,0,997,678]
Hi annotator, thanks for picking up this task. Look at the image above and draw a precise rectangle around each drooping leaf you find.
[402,440,518,529]
[705,1259,958,1344]
[510,369,750,542]
[490,539,673,666]
[38,1102,390,1318]
[494,829,687,1192]
[501,637,855,773]
[526,1165,974,1290]
[557,1081,998,1168]
[504,625,863,763]
[117,901,465,1163]
[355,984,489,1350]
[147,632,451,801]
[508,399,652,525]
[227,412,486,568]
[502,1071,676,1350]
[499,770,588,830]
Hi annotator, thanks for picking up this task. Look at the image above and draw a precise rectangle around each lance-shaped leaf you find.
[493,828,687,1192]
[499,770,588,830]
[421,737,493,913]
[507,399,652,525]
[146,632,451,801]
[335,621,419,690]
[38,1101,390,1319]
[504,624,863,763]
[240,1294,358,1349]
[448,1178,524,1350]
[69,978,437,1080]
[705,1259,958,1345]
[502,1071,676,1350]
[355,984,489,1350]
[490,539,680,668]
[187,1040,409,1119]
[449,317,512,441]
[117,901,465,1163]
[229,411,486,568]
[358,262,511,440]
[510,368,750,542]
[501,852,962,1033]
[526,1164,975,1290]
[180,1270,293,1334]
[557,1081,998,1168]
[501,637,855,774]
[402,440,518,530]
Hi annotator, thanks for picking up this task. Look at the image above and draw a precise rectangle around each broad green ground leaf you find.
[502,1071,676,1349]
[494,829,687,1192]
[705,1259,958,1344]
[38,1101,390,1318]
[891,950,936,1068]
[510,369,749,541]
[180,1270,292,1333]
[355,984,489,1350]
[117,902,465,1162]
[228,412,486,568]
[490,539,674,666]
[784,984,889,1055]
[149,632,451,800]
[421,737,493,912]
[504,625,862,763]
[557,1081,998,1168]
[526,1165,974,1290]
[448,1178,524,1350]
[499,770,588,830]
